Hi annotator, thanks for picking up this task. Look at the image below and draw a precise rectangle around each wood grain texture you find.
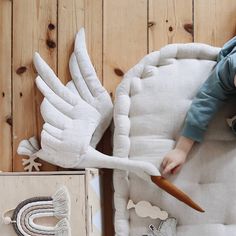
[57,0,103,84]
[103,1,148,234]
[85,0,103,81]
[57,0,102,173]
[0,0,12,172]
[85,169,103,236]
[57,0,85,172]
[103,0,148,98]
[149,0,193,51]
[194,0,236,46]
[58,0,85,85]
[12,0,57,171]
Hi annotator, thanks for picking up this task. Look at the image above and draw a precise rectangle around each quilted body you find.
[113,43,236,236]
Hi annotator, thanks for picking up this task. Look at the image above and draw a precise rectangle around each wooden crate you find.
[0,169,103,236]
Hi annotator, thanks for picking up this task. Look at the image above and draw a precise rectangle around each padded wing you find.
[68,28,113,147]
[33,52,101,167]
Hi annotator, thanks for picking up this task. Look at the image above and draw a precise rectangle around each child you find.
[161,37,236,176]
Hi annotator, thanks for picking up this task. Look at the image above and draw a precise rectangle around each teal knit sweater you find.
[181,37,236,142]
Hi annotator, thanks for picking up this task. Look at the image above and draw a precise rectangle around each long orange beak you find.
[151,176,205,212]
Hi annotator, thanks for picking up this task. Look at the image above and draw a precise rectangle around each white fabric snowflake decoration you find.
[17,137,42,172]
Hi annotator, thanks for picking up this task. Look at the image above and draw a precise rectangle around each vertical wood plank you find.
[13,0,57,171]
[194,0,236,46]
[103,1,148,235]
[57,0,103,168]
[58,0,85,85]
[84,1,109,235]
[85,0,103,81]
[58,0,103,84]
[0,0,12,171]
[149,0,193,52]
[57,0,84,172]
[103,0,148,98]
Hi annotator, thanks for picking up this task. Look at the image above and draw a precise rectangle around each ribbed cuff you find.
[181,122,205,143]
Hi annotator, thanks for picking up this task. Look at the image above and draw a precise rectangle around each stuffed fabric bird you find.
[20,28,160,179]
[17,28,204,212]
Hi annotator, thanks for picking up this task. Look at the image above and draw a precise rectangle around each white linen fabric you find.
[113,43,236,236]
[17,28,236,235]
[18,28,161,181]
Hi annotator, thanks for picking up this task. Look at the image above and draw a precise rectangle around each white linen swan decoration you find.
[17,28,204,213]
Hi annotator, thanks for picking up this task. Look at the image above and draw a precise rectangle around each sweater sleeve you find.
[181,53,236,142]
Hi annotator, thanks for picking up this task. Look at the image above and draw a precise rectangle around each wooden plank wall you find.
[1,0,236,235]
[0,0,12,172]
[1,0,236,170]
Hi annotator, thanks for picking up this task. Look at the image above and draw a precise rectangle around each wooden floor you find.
[1,0,236,235]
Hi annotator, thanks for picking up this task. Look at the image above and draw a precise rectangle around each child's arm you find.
[182,55,236,142]
[162,39,236,176]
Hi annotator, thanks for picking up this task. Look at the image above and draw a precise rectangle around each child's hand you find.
[161,136,195,176]
[161,148,187,176]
